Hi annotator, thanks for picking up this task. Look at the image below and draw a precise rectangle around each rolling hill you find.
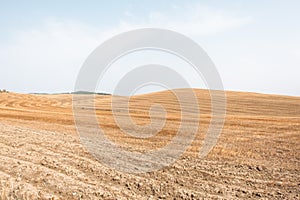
[0,89,299,199]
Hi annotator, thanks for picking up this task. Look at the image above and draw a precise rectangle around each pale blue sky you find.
[0,0,299,95]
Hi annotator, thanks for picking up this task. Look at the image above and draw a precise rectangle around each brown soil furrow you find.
[0,89,299,199]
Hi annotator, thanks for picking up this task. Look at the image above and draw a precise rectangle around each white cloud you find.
[0,19,119,93]
[120,4,252,36]
[0,4,252,93]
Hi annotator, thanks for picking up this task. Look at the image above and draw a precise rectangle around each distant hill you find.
[71,91,111,95]
[30,91,111,95]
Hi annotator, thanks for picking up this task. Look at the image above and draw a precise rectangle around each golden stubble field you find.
[0,89,299,199]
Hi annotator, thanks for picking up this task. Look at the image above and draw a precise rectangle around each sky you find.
[0,0,299,96]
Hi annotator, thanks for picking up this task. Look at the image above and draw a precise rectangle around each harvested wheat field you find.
[0,89,299,199]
